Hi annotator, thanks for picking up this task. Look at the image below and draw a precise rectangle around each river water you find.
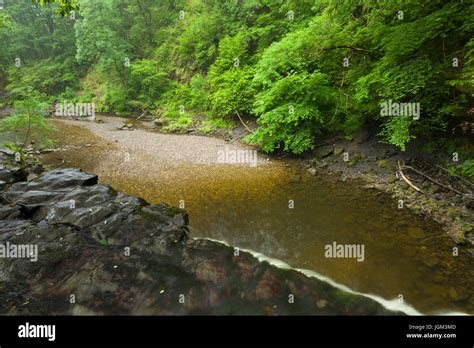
[40,117,473,315]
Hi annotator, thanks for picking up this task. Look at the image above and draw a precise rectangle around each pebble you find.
[407,227,427,239]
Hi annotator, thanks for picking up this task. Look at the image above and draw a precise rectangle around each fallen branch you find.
[402,163,473,198]
[436,165,474,188]
[397,161,423,192]
[235,109,252,133]
[421,234,448,243]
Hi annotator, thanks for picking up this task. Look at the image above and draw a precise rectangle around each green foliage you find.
[75,0,131,76]
[0,0,77,107]
[128,59,170,112]
[202,117,235,129]
[457,160,474,180]
[36,0,79,16]
[102,83,130,114]
[2,141,21,152]
[1,0,471,155]
[0,89,54,147]
[210,66,256,117]
[198,117,235,133]
[0,13,11,29]
[6,56,78,99]
[348,0,472,150]
[208,31,256,117]
[162,114,193,133]
[189,74,210,110]
[246,104,320,154]
[176,7,223,73]
[378,116,415,152]
[1,140,28,165]
[249,68,335,153]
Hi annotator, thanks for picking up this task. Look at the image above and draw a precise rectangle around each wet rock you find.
[407,227,427,239]
[11,168,97,192]
[448,287,469,302]
[314,146,333,158]
[29,164,45,175]
[0,165,26,183]
[153,118,165,127]
[353,129,370,144]
[333,146,344,155]
[447,228,468,245]
[387,176,398,184]
[378,159,394,171]
[289,174,302,183]
[116,122,134,131]
[431,273,446,284]
[27,173,38,181]
[420,254,439,268]
[0,147,15,157]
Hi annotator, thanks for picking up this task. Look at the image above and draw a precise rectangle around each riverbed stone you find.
[153,118,165,127]
[378,159,394,171]
[333,146,344,155]
[420,253,439,268]
[348,159,358,167]
[449,287,469,302]
[407,227,427,239]
[314,146,333,158]
[447,228,468,245]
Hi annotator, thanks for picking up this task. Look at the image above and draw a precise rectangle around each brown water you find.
[41,118,474,315]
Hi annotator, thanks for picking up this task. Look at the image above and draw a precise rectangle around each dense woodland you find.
[0,0,472,174]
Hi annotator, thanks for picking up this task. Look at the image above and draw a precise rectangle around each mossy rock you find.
[378,159,394,170]
[407,227,427,239]
[314,146,334,158]
[447,208,460,219]
[333,146,344,155]
[348,159,358,167]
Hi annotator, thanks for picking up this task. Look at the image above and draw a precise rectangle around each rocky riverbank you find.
[303,130,474,248]
[0,150,398,315]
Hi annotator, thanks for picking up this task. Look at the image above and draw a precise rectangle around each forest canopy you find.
[0,0,472,155]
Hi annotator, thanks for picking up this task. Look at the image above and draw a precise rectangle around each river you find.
[39,116,473,315]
